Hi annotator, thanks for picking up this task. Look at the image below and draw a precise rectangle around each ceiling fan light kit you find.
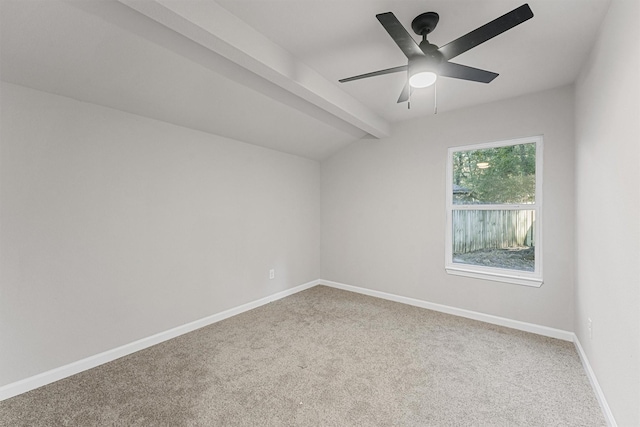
[409,71,437,88]
[339,4,534,106]
[408,56,439,88]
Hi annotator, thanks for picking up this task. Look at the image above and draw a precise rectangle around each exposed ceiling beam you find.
[117,0,390,138]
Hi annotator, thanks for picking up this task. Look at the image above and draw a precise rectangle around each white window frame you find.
[445,135,543,287]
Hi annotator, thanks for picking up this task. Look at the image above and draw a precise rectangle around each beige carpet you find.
[0,285,605,426]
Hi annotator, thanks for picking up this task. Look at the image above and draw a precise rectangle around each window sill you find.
[445,265,543,287]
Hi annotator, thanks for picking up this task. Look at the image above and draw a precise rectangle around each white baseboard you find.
[573,336,617,427]
[0,279,320,402]
[2,277,614,427]
[319,279,574,341]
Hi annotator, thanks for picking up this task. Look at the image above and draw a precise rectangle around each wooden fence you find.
[452,210,535,254]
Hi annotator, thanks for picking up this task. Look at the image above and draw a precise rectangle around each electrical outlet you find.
[269,269,275,280]
[588,318,592,339]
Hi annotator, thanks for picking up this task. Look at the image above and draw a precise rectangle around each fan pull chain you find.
[434,82,438,115]
[408,87,411,110]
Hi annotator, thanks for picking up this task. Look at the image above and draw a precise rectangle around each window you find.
[445,136,543,287]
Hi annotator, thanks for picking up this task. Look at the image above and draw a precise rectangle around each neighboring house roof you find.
[453,184,471,194]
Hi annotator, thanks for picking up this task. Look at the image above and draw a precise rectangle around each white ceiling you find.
[1,0,611,160]
[217,0,611,122]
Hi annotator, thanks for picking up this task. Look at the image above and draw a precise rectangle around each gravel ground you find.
[453,247,535,272]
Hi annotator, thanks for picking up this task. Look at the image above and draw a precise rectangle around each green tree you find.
[453,143,536,204]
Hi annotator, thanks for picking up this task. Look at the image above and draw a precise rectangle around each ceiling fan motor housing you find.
[419,41,443,61]
[409,55,440,77]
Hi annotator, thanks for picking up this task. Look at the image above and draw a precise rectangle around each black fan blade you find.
[397,82,412,103]
[339,65,408,83]
[376,12,424,59]
[439,62,499,83]
[438,4,533,61]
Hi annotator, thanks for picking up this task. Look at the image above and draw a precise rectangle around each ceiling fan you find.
[339,4,534,104]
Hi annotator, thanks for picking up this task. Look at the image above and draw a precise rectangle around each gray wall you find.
[0,82,321,386]
[3,4,638,419]
[574,0,640,424]
[321,85,575,331]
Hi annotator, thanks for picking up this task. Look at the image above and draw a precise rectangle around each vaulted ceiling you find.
[0,0,610,159]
